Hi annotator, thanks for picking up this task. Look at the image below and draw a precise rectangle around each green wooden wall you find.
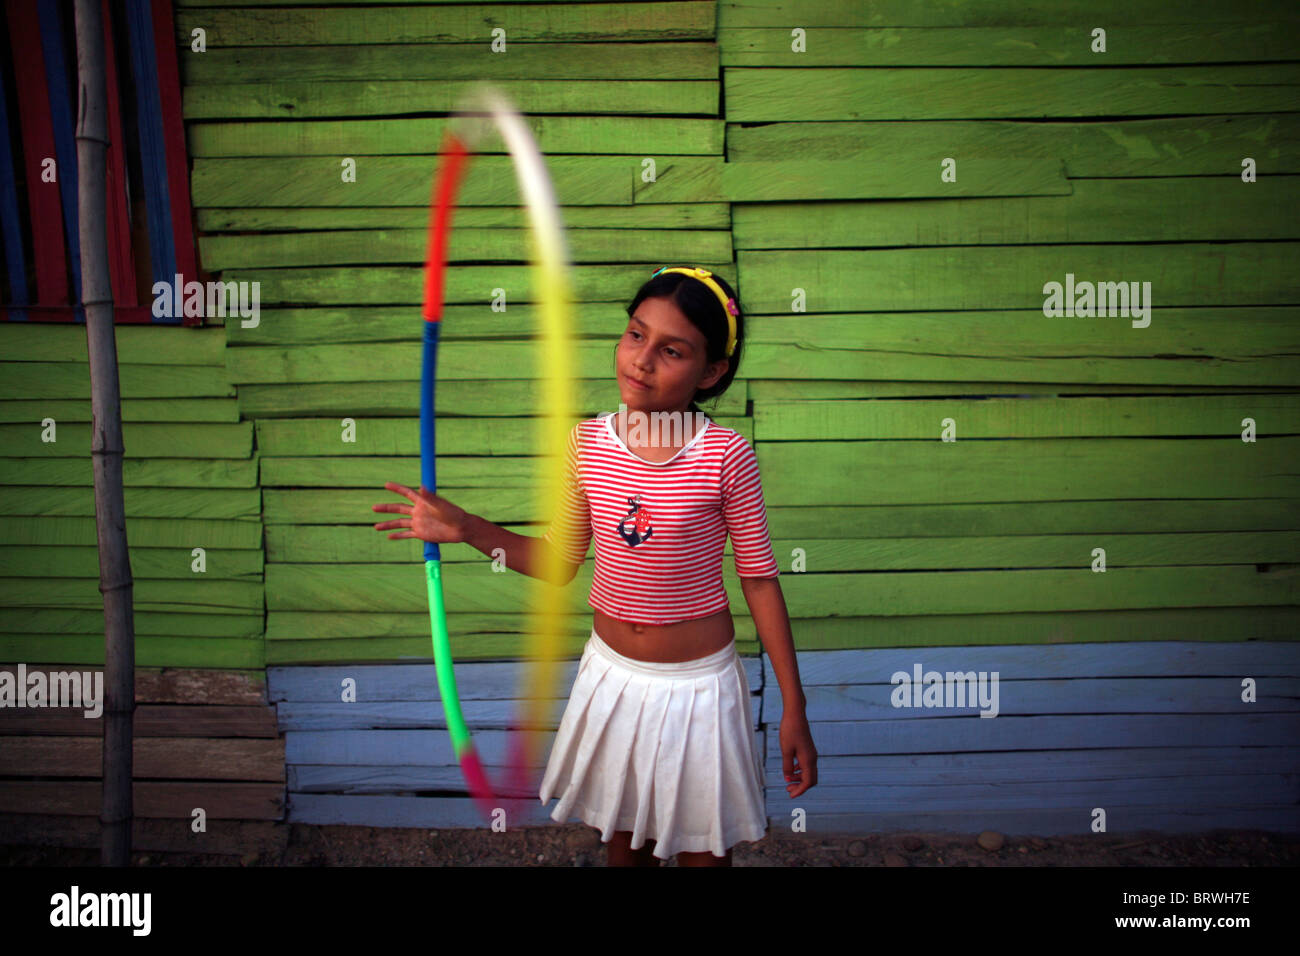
[3,0,1297,673]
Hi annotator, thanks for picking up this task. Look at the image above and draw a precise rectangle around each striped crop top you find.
[540,411,780,625]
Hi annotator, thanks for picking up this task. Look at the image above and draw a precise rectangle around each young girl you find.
[373,266,817,866]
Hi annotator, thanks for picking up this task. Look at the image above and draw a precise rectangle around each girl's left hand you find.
[779,709,818,797]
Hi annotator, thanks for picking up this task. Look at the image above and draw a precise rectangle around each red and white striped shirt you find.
[541,411,780,625]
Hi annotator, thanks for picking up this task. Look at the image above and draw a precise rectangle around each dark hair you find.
[621,270,744,417]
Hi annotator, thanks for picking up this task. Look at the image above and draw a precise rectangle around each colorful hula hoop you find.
[421,86,576,822]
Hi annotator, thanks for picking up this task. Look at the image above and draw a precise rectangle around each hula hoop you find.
[421,85,576,822]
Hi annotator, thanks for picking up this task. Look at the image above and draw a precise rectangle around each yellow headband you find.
[650,266,738,357]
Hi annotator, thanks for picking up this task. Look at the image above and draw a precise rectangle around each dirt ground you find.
[3,823,1295,867]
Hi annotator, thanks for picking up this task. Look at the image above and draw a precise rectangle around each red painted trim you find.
[5,0,69,307]
[150,0,200,326]
[101,0,137,307]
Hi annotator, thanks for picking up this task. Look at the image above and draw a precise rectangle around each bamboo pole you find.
[74,0,135,867]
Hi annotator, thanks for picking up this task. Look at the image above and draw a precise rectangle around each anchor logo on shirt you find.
[617,495,654,547]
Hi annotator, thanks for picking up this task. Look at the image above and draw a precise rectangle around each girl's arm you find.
[461,512,579,587]
[740,575,818,796]
[373,482,578,587]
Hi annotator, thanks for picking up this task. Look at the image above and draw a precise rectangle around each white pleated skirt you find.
[538,627,767,860]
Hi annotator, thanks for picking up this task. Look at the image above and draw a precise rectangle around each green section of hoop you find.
[426,560,471,756]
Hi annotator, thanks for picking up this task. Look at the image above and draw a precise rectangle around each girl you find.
[373,266,817,867]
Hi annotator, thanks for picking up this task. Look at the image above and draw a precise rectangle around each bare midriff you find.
[592,607,735,663]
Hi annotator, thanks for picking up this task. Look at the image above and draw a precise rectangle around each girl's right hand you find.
[372,482,471,544]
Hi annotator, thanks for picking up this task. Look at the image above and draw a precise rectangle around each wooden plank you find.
[724,65,1300,122]
[0,516,263,549]
[151,0,201,320]
[722,159,1069,201]
[0,704,277,737]
[725,114,1300,176]
[738,308,1294,387]
[6,0,69,305]
[0,576,264,612]
[0,399,241,423]
[189,115,722,157]
[0,546,263,579]
[0,487,260,520]
[0,813,288,856]
[755,438,1300,503]
[768,807,1300,836]
[766,642,1300,685]
[0,459,256,489]
[184,79,717,120]
[0,322,226,364]
[273,695,762,732]
[199,227,732,270]
[0,610,264,639]
[720,23,1296,66]
[267,658,761,702]
[754,395,1300,439]
[733,178,1300,248]
[288,793,553,827]
[751,380,1300,401]
[0,422,253,458]
[772,677,1300,721]
[759,747,1300,785]
[0,635,265,670]
[769,775,1298,813]
[174,2,715,44]
[190,156,633,208]
[0,781,283,819]
[0,363,235,399]
[126,0,178,310]
[182,42,718,84]
[100,0,137,307]
[717,0,1300,27]
[736,245,1300,315]
[0,736,284,780]
[285,726,766,770]
[774,714,1300,757]
[198,203,731,231]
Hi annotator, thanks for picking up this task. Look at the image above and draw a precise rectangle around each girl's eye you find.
[666,348,681,358]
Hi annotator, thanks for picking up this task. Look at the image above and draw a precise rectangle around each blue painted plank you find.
[764,807,1300,837]
[274,693,762,730]
[761,747,1300,787]
[763,774,1298,813]
[0,57,29,320]
[789,642,1300,685]
[288,793,556,828]
[36,0,81,316]
[772,713,1300,756]
[763,677,1300,721]
[125,0,177,309]
[288,728,766,768]
[268,657,763,701]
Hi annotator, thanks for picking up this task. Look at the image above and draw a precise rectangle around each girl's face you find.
[616,296,728,414]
